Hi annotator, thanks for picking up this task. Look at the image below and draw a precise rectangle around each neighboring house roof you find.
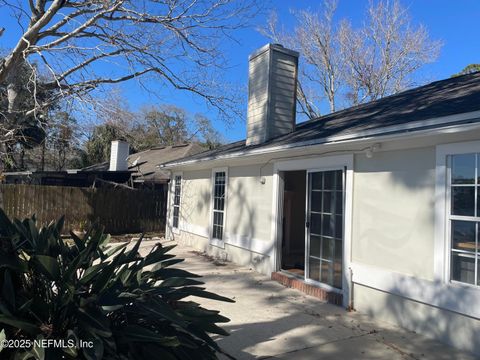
[162,71,480,167]
[83,143,206,183]
[82,162,110,171]
[129,143,205,183]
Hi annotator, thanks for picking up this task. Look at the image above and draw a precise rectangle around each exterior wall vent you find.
[246,43,299,146]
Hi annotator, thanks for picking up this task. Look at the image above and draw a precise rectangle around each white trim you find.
[180,222,210,238]
[435,140,480,284]
[305,278,343,294]
[179,221,272,256]
[209,167,228,249]
[272,154,354,308]
[210,238,224,248]
[171,172,183,235]
[351,262,480,319]
[344,158,354,309]
[271,171,283,272]
[273,154,354,173]
[224,232,274,256]
[165,174,172,240]
[162,110,480,168]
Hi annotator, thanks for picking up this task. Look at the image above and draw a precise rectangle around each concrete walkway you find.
[139,240,476,360]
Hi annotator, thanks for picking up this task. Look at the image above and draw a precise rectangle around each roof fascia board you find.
[162,109,480,168]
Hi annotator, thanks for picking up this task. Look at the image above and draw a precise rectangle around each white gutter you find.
[160,109,480,168]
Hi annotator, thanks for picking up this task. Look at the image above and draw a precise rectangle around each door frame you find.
[271,154,354,308]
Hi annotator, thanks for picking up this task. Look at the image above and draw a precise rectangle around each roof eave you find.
[160,109,480,169]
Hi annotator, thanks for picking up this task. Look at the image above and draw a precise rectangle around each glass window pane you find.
[451,253,475,284]
[335,215,343,239]
[322,214,333,237]
[309,235,321,258]
[311,191,322,212]
[320,260,331,284]
[335,191,343,215]
[323,191,332,214]
[324,171,334,190]
[311,173,323,190]
[173,206,179,228]
[334,239,343,263]
[309,257,320,282]
[477,188,480,217]
[335,170,343,190]
[452,154,475,184]
[310,213,322,235]
[321,237,333,260]
[452,220,476,252]
[333,260,342,289]
[214,212,223,226]
[215,172,225,183]
[451,186,475,216]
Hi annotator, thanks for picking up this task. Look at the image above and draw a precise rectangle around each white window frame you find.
[171,172,182,235]
[435,140,480,287]
[210,167,228,248]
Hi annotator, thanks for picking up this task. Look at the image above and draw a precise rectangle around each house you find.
[4,141,134,187]
[162,43,480,354]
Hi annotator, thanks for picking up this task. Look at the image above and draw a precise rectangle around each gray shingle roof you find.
[83,143,206,181]
[162,71,480,166]
[128,143,205,182]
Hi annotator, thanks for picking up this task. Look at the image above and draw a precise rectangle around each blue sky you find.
[1,1,480,142]
[133,0,480,141]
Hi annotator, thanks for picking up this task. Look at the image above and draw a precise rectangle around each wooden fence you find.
[0,184,166,235]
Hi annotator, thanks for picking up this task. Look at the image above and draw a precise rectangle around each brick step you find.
[271,271,343,306]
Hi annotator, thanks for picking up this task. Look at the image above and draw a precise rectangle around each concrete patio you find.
[139,239,476,360]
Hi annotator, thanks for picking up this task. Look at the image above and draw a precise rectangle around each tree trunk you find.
[1,70,21,172]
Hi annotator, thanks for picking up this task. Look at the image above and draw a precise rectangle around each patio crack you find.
[257,330,420,360]
[256,332,374,359]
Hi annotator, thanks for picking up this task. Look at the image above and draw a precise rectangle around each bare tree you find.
[339,0,442,105]
[0,0,259,167]
[263,0,442,118]
[262,6,339,118]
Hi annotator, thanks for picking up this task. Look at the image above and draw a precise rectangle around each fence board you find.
[0,185,166,235]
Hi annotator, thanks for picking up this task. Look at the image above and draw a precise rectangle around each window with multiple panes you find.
[173,175,181,229]
[308,170,344,289]
[212,171,226,240]
[448,153,480,285]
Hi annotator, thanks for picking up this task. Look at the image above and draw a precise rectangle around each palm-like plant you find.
[0,210,233,359]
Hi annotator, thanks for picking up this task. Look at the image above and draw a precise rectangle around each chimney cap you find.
[249,43,299,61]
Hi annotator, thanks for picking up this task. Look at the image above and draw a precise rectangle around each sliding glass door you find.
[306,170,344,289]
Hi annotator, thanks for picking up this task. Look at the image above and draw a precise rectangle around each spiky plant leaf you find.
[0,209,233,359]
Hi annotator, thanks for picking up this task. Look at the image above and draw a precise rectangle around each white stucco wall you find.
[181,168,213,230]
[351,147,436,280]
[225,164,274,252]
[168,163,275,274]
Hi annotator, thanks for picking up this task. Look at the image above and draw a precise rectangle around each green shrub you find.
[0,210,234,359]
